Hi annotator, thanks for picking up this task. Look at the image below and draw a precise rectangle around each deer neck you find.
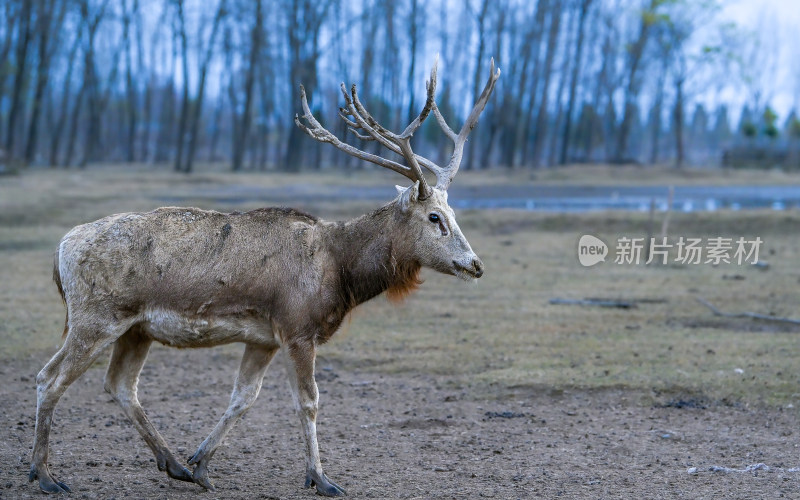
[325,202,421,308]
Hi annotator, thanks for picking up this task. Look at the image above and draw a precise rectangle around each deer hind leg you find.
[188,343,278,490]
[103,326,194,485]
[30,320,127,494]
[283,341,346,497]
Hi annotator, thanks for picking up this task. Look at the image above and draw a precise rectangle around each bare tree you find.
[182,0,226,173]
[172,0,190,171]
[405,0,422,123]
[139,3,168,162]
[283,0,333,171]
[548,4,575,166]
[120,0,139,163]
[231,0,261,172]
[49,26,82,167]
[0,1,22,144]
[512,0,549,167]
[464,0,491,170]
[529,0,562,166]
[24,0,68,164]
[661,0,725,167]
[4,0,32,156]
[480,2,506,167]
[78,0,114,167]
[613,0,660,163]
[560,0,593,165]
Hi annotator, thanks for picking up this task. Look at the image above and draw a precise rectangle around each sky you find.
[720,0,800,117]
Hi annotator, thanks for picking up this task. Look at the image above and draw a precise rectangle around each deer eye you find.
[428,213,440,224]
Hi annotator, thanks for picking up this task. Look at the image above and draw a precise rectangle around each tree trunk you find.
[208,91,223,162]
[649,59,667,165]
[185,0,225,173]
[586,16,612,161]
[122,0,138,162]
[529,4,562,167]
[614,0,656,162]
[559,0,592,165]
[480,4,506,168]
[515,0,549,167]
[0,3,21,142]
[501,8,536,167]
[674,78,684,168]
[4,0,32,156]
[465,0,490,170]
[405,0,420,123]
[154,27,177,164]
[139,3,165,162]
[50,31,82,166]
[63,85,86,167]
[173,0,190,172]
[26,0,67,164]
[232,0,261,172]
[283,0,331,171]
[78,0,110,167]
[548,5,575,167]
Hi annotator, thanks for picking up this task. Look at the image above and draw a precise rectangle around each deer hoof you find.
[165,459,195,483]
[187,447,204,466]
[191,463,216,491]
[305,470,346,497]
[30,464,71,494]
[194,475,216,491]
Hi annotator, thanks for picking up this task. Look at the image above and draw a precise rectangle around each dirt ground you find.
[1,346,798,500]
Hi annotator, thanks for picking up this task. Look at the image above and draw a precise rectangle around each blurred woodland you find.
[1,0,798,172]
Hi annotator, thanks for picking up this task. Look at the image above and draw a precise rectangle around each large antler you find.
[428,58,500,189]
[295,57,500,197]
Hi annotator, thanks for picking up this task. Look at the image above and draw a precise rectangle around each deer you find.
[29,57,500,497]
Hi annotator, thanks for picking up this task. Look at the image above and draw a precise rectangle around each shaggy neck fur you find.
[324,201,422,309]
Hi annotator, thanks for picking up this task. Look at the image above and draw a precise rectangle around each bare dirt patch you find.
[2,347,800,499]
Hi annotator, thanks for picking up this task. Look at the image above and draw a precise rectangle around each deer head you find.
[295,56,500,280]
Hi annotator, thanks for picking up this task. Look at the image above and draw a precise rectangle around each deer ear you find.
[396,181,420,212]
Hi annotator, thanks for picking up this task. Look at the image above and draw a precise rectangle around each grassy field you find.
[2,164,799,410]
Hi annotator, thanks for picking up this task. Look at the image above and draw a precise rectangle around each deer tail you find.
[53,246,68,339]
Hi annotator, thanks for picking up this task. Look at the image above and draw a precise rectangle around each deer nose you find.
[472,258,484,278]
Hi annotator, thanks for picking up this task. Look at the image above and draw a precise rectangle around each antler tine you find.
[460,58,501,140]
[337,107,359,128]
[337,107,375,141]
[346,80,432,198]
[432,58,501,190]
[337,82,440,173]
[295,85,418,182]
[339,83,400,151]
[398,56,438,140]
[431,101,457,142]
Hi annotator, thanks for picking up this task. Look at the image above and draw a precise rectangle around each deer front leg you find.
[188,343,278,490]
[283,341,346,497]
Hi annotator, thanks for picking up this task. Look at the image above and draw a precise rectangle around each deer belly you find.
[141,308,277,348]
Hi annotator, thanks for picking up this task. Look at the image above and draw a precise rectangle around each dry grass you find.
[2,165,799,409]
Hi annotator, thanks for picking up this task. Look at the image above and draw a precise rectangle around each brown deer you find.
[29,58,499,496]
